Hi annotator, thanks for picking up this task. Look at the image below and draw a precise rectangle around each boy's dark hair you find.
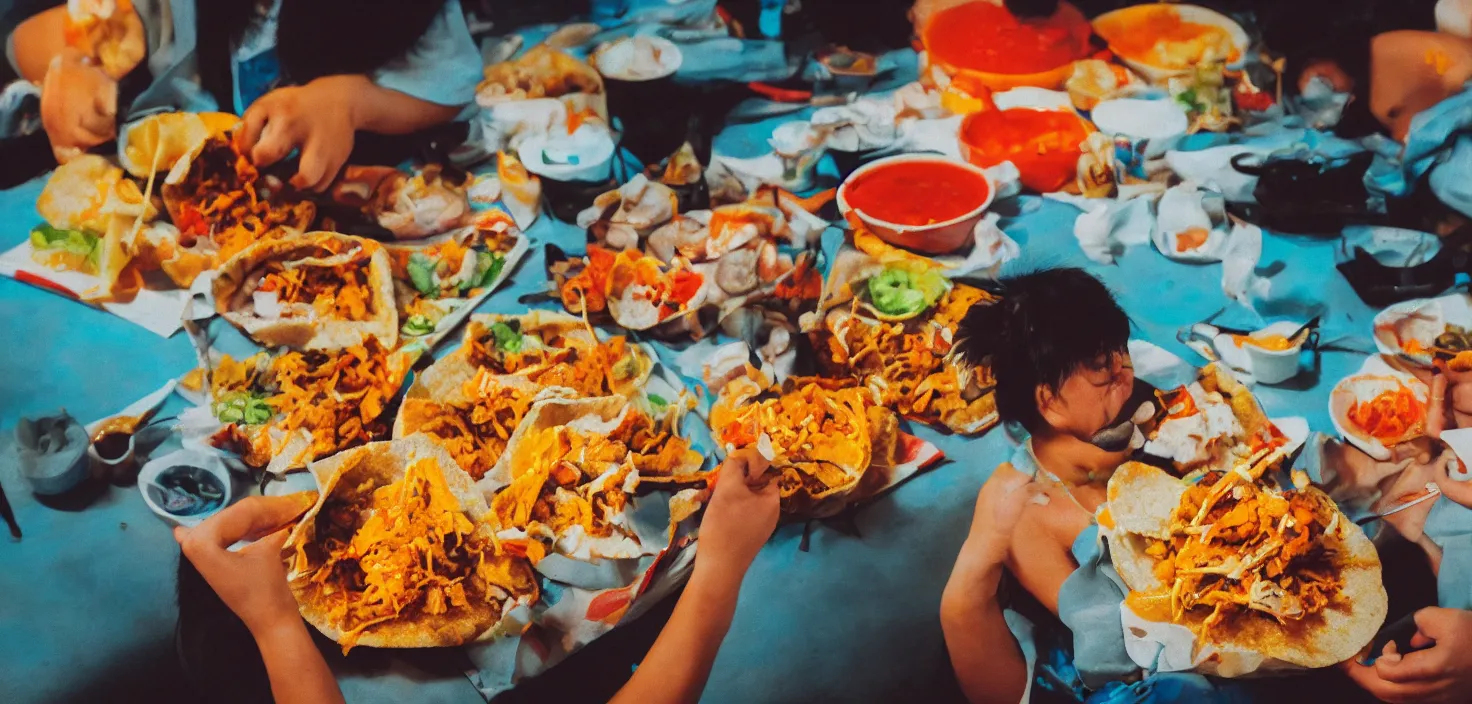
[197,0,448,108]
[955,268,1129,432]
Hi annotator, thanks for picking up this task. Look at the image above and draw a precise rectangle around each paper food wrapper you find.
[1221,222,1271,310]
[1048,191,1157,265]
[1151,182,1229,262]
[0,241,190,337]
[1120,602,1304,678]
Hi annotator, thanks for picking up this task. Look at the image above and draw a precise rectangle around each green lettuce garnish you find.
[866,264,950,318]
[407,252,439,298]
[402,314,436,337]
[463,251,507,294]
[212,391,274,426]
[489,321,524,353]
[30,224,101,271]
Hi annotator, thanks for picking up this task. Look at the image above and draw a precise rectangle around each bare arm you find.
[346,78,463,135]
[611,449,780,704]
[1006,507,1082,616]
[941,558,1029,704]
[610,559,744,704]
[175,495,344,704]
[940,466,1043,704]
[10,6,69,83]
[253,620,345,704]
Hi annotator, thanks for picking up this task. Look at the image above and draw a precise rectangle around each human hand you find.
[174,493,316,638]
[39,48,117,163]
[1345,607,1472,703]
[698,449,780,577]
[957,469,1040,570]
[236,76,365,192]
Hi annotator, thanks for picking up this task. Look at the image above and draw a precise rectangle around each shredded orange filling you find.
[1140,470,1342,644]
[823,284,998,432]
[464,325,644,397]
[399,371,540,480]
[256,254,375,321]
[1347,383,1425,443]
[169,135,314,261]
[710,374,873,501]
[291,456,538,653]
[210,338,409,467]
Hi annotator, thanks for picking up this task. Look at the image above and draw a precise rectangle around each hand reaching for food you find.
[174,493,316,637]
[698,448,780,577]
[1346,607,1472,704]
[236,76,362,193]
[39,48,117,164]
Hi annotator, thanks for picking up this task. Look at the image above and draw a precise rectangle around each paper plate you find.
[1328,356,1429,461]
[1372,293,1472,367]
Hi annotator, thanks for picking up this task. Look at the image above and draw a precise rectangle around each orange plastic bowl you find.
[836,155,995,255]
[959,108,1095,193]
[921,1,1093,91]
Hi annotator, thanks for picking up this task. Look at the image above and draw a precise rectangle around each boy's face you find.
[1038,351,1135,442]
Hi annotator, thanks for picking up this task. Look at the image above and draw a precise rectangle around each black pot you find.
[542,176,619,224]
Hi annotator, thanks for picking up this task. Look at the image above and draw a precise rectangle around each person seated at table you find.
[173,448,780,704]
[938,267,1379,703]
[6,0,480,189]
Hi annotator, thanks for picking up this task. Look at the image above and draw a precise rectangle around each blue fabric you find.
[1427,497,1472,610]
[370,0,482,109]
[1366,84,1472,210]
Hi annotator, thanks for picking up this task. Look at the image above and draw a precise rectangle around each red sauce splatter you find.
[924,1,1093,75]
[844,160,991,226]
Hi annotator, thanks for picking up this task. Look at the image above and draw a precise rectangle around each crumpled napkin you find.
[1151,182,1230,262]
[1047,191,1159,265]
[1220,221,1271,311]
[811,97,901,153]
[928,213,1021,278]
[15,411,90,495]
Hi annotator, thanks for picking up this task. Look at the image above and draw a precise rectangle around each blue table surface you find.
[0,105,1385,703]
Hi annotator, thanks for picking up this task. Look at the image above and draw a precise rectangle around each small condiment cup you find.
[1239,321,1308,385]
[88,432,139,486]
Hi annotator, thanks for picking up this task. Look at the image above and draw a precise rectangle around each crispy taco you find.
[1144,363,1284,475]
[385,218,527,344]
[481,397,703,563]
[284,436,539,653]
[162,133,316,274]
[709,368,900,517]
[119,111,239,178]
[817,273,999,435]
[1104,460,1386,673]
[203,337,412,472]
[31,155,149,289]
[212,232,399,351]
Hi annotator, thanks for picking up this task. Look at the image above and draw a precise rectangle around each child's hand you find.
[959,469,1040,569]
[698,449,780,577]
[174,493,316,638]
[236,76,366,192]
[1346,607,1472,703]
[39,48,117,163]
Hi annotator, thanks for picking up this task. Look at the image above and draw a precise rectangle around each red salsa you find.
[844,160,991,226]
[924,1,1093,75]
[961,108,1091,193]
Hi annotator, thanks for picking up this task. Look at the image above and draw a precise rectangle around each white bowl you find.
[1091,98,1189,159]
[591,35,683,81]
[137,449,234,528]
[1372,294,1472,367]
[1092,4,1249,84]
[1214,321,1307,385]
[836,154,996,255]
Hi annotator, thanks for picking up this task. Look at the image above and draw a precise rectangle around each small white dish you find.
[1212,321,1308,386]
[1328,356,1429,461]
[1091,98,1189,159]
[1372,293,1472,367]
[138,449,234,528]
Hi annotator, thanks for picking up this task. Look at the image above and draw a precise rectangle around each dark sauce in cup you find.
[148,466,227,517]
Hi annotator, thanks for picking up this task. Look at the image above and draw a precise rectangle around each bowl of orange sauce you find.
[959,107,1094,193]
[837,154,995,255]
[1092,4,1248,83]
[921,0,1095,91]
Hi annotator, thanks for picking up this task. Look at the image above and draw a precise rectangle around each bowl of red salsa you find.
[837,154,995,255]
[921,0,1094,91]
[959,107,1094,193]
